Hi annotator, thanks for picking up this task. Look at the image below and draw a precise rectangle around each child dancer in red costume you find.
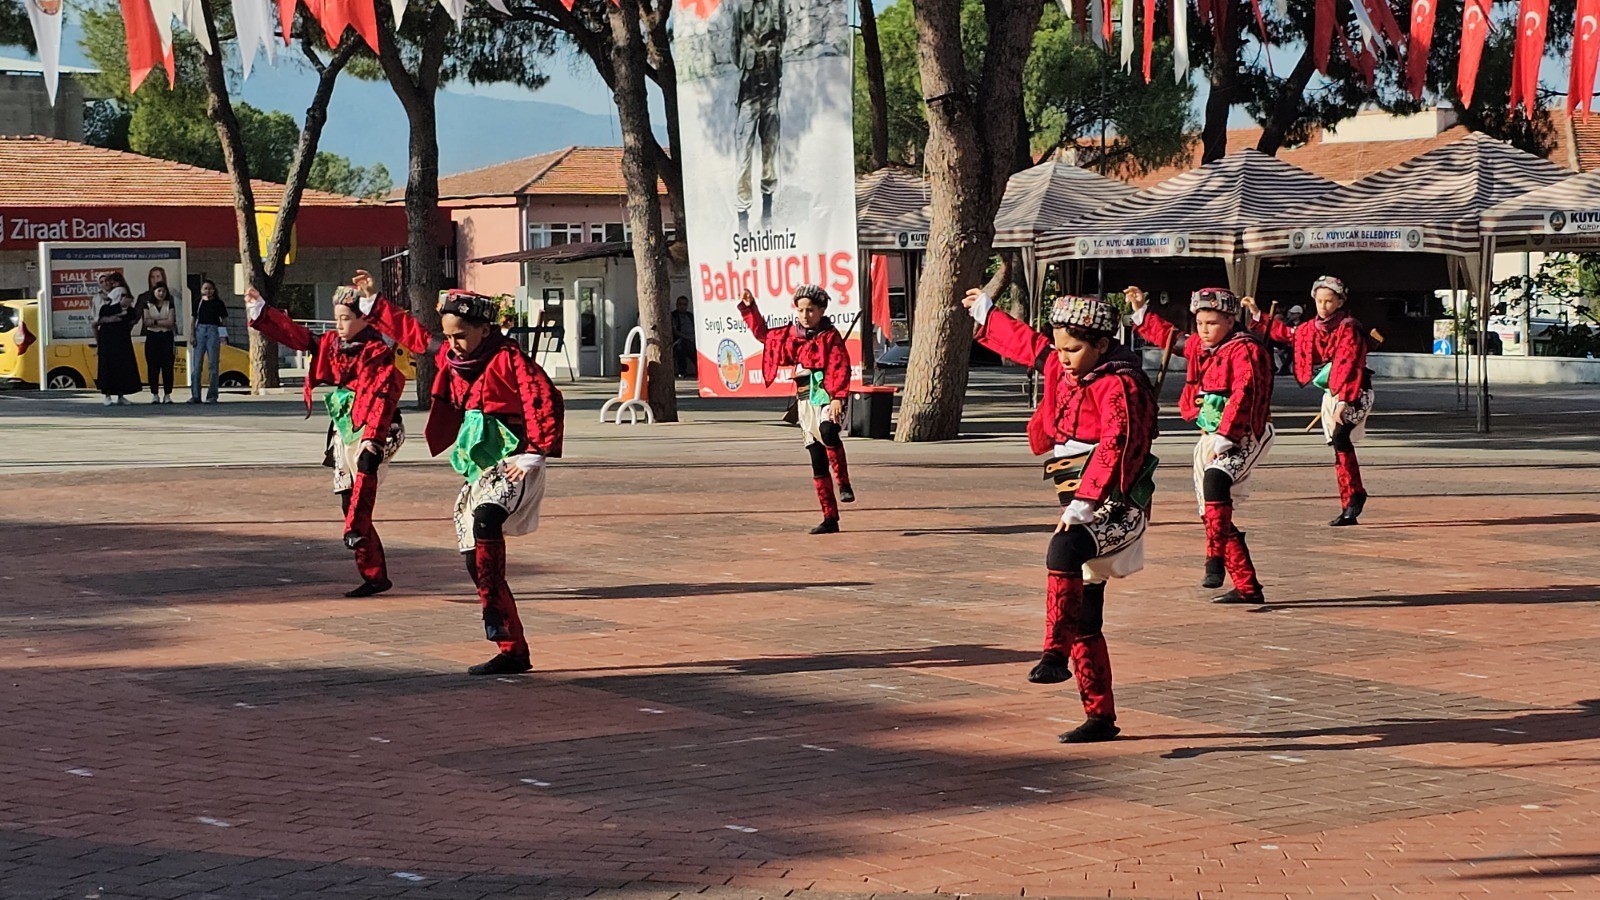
[963,287,1158,743]
[247,286,405,598]
[1128,285,1276,603]
[738,284,856,534]
[1248,276,1374,526]
[364,284,565,676]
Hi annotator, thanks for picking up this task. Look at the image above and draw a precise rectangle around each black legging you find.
[1045,525,1106,635]
[472,503,509,541]
[144,331,174,395]
[1330,422,1358,454]
[806,420,844,477]
[1202,468,1233,504]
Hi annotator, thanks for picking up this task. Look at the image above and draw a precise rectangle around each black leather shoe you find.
[809,518,840,535]
[1329,510,1360,526]
[344,579,392,598]
[343,530,366,549]
[468,652,532,676]
[1201,557,1225,589]
[1058,716,1121,743]
[838,484,856,503]
[1211,588,1264,604]
[1027,652,1071,685]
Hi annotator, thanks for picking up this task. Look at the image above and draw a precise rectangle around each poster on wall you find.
[38,242,188,346]
[673,0,862,398]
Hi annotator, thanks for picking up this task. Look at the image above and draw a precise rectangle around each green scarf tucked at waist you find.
[450,409,520,481]
[324,387,360,446]
[793,368,829,406]
[1312,361,1333,392]
[1195,392,1227,434]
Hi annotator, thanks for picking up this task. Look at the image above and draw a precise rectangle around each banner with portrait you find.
[672,0,862,398]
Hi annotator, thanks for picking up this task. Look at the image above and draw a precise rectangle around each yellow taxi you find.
[0,299,417,390]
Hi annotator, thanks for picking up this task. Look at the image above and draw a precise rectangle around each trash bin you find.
[848,386,896,439]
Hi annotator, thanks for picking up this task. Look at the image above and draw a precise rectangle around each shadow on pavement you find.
[1247,584,1600,611]
[1160,699,1600,760]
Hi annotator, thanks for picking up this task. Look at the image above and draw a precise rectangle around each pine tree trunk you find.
[377,7,448,409]
[894,0,1043,442]
[858,0,890,170]
[610,0,677,422]
[1200,9,1242,164]
[1255,51,1318,156]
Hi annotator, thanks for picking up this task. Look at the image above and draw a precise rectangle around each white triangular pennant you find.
[1173,0,1189,81]
[437,0,466,22]
[232,0,276,77]
[1090,0,1104,48]
[21,0,63,105]
[179,0,212,53]
[147,0,180,51]
[391,0,405,28]
[1349,0,1381,55]
[486,0,510,13]
[1120,0,1134,69]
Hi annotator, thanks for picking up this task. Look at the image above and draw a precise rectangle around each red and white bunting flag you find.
[1142,0,1154,81]
[1571,0,1600,116]
[233,0,277,78]
[276,0,295,44]
[1457,0,1491,107]
[1102,0,1114,50]
[1338,20,1375,86]
[1313,0,1334,74]
[1173,0,1189,81]
[1249,0,1274,76]
[21,0,63,104]
[1361,0,1404,49]
[1509,0,1549,117]
[122,0,175,91]
[345,0,380,51]
[1073,0,1089,38]
[1404,0,1436,99]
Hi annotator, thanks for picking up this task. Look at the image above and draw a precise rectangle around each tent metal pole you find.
[1477,236,1494,434]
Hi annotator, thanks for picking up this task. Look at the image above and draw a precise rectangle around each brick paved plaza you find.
[2,374,1598,899]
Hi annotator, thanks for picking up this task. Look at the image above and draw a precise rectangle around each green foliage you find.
[854,0,1194,175]
[307,152,394,198]
[1489,253,1600,357]
[0,3,33,51]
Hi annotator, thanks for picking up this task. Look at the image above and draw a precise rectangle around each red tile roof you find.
[0,135,372,207]
[432,146,665,200]
[1116,123,1482,188]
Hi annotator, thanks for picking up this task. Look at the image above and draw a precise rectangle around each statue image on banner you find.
[733,0,786,232]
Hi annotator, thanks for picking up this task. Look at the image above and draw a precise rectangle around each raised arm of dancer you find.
[962,288,1051,372]
[354,270,435,356]
[245,288,315,352]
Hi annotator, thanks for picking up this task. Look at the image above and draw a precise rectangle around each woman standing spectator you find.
[189,279,227,404]
[142,283,177,404]
[94,273,141,406]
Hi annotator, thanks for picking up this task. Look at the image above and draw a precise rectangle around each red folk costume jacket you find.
[250,304,404,443]
[1251,310,1368,403]
[1133,309,1273,442]
[739,304,851,400]
[976,308,1157,506]
[364,295,564,460]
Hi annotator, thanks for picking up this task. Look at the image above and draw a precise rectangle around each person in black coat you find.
[94,273,142,406]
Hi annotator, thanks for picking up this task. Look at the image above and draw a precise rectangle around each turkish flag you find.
[121,0,175,91]
[1405,0,1437,99]
[1571,0,1600,117]
[1314,0,1335,74]
[1509,0,1548,117]
[1457,0,1492,108]
[869,255,891,343]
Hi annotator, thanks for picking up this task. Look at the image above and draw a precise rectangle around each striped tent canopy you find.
[1243,133,1573,257]
[857,167,931,251]
[1480,167,1600,251]
[1036,150,1338,263]
[993,158,1136,249]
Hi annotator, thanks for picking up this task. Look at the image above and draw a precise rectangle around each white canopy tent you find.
[1036,150,1339,297]
[1242,133,1573,432]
